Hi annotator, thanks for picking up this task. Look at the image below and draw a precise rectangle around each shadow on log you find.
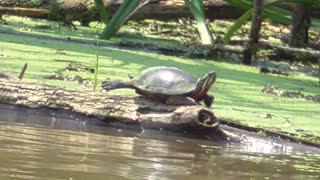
[0,79,240,142]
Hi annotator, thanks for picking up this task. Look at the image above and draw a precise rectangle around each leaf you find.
[94,0,110,24]
[100,0,140,39]
[223,8,253,43]
[184,0,213,45]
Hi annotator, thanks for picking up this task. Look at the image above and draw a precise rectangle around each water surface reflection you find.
[0,104,319,180]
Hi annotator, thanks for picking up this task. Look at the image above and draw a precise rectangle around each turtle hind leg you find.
[165,96,198,106]
[101,80,134,91]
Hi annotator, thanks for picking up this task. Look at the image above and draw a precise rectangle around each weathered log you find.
[259,39,320,62]
[0,0,243,22]
[0,79,238,141]
[0,7,49,18]
[1,0,320,23]
[213,39,320,63]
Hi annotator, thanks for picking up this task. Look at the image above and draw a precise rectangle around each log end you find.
[172,106,220,129]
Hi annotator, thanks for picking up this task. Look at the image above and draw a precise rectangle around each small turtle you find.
[102,66,216,107]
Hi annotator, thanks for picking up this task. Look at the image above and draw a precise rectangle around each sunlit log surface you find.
[0,79,239,141]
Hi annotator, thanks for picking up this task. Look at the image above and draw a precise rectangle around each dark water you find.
[0,104,319,180]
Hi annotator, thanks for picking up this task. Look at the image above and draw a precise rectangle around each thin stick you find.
[93,41,100,91]
[18,63,28,80]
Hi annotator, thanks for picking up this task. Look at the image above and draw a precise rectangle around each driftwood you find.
[1,0,320,23]
[0,79,238,141]
[259,39,320,62]
[0,0,243,22]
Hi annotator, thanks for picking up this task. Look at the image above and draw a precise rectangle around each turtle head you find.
[193,71,216,100]
[197,71,216,91]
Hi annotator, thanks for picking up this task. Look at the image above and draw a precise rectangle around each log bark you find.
[213,39,320,63]
[259,39,320,63]
[0,0,242,22]
[1,0,320,22]
[0,79,238,141]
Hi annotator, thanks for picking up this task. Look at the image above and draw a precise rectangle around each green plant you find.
[99,0,213,45]
[184,0,213,45]
[93,41,100,91]
[223,0,320,43]
[100,0,141,39]
[318,58,320,87]
[223,8,253,43]
[94,0,110,24]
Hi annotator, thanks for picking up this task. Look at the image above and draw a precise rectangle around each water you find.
[0,104,319,180]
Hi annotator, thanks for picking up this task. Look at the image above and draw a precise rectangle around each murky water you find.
[0,104,319,180]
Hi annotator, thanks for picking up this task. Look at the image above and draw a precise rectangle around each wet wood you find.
[0,79,237,141]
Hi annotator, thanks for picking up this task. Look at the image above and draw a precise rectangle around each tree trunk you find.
[290,3,312,48]
[242,0,264,65]
[0,79,239,141]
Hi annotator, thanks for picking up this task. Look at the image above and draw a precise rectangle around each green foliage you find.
[101,0,213,45]
[223,0,320,43]
[94,0,110,24]
[224,0,320,27]
[318,59,320,87]
[93,41,100,91]
[100,0,140,39]
[223,8,253,43]
[184,0,213,45]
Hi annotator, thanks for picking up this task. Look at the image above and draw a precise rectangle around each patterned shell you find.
[133,66,197,95]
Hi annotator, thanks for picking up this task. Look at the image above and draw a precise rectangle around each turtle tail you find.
[101,80,135,91]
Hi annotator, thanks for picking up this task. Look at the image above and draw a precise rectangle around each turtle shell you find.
[132,66,197,95]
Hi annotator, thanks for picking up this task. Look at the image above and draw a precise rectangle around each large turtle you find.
[102,66,216,107]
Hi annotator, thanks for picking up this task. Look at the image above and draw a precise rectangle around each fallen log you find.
[0,79,239,141]
[0,0,243,23]
[1,0,320,23]
[259,39,320,63]
[212,39,320,63]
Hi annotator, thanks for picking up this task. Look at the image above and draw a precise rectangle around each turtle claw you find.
[101,80,120,91]
[101,80,134,91]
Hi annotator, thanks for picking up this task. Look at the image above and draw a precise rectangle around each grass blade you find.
[94,0,110,24]
[223,8,253,43]
[100,0,140,39]
[184,0,213,45]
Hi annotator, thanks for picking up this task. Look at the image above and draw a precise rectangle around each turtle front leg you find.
[165,96,198,106]
[101,80,135,91]
[203,94,214,108]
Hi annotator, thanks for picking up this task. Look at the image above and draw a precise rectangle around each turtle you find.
[101,66,216,107]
